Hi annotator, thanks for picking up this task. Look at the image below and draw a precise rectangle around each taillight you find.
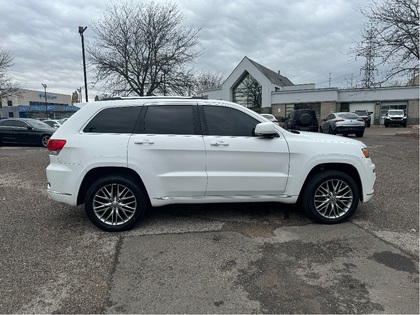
[48,139,66,155]
[357,118,365,122]
[333,119,344,123]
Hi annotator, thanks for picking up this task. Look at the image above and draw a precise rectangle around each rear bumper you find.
[47,185,78,205]
[297,126,318,132]
[335,126,364,133]
[46,158,82,206]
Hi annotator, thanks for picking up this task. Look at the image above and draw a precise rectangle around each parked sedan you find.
[44,119,64,128]
[320,112,365,137]
[260,114,279,125]
[0,118,56,147]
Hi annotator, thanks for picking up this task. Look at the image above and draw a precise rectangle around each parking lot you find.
[0,126,418,314]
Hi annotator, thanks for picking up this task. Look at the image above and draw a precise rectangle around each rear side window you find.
[83,107,141,133]
[138,105,195,135]
[0,120,26,127]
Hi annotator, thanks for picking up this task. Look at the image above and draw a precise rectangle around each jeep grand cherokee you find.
[46,97,376,231]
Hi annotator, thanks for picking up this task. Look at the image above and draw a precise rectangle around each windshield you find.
[388,110,404,115]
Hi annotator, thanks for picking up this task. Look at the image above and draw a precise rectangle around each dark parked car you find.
[320,112,365,137]
[0,118,56,147]
[353,110,372,127]
[282,109,318,132]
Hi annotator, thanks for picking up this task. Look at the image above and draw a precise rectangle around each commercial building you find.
[0,89,79,119]
[199,56,419,125]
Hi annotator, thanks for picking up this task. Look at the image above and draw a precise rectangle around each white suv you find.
[46,97,376,231]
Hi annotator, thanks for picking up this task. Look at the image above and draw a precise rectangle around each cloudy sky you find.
[1,0,371,100]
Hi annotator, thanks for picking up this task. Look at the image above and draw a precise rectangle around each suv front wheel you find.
[85,175,147,232]
[302,170,359,224]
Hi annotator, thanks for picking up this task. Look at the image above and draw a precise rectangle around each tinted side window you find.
[139,105,195,135]
[83,107,141,133]
[0,120,25,127]
[203,106,259,136]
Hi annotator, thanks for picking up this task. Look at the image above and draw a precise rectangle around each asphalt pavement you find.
[0,126,418,314]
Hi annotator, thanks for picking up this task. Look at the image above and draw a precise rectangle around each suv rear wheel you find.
[302,170,359,224]
[85,175,147,232]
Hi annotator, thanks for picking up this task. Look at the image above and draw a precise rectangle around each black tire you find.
[402,123,407,128]
[299,113,312,126]
[384,121,389,127]
[355,131,364,137]
[366,121,371,127]
[302,170,360,224]
[41,134,51,147]
[319,126,323,133]
[329,126,336,135]
[85,175,147,232]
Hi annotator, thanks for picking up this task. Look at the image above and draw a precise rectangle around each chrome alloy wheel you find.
[92,183,137,226]
[41,135,51,147]
[313,179,353,219]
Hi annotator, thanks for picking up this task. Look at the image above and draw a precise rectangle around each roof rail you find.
[99,96,207,101]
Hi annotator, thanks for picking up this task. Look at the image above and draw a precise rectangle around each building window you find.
[7,100,13,106]
[340,103,350,112]
[232,72,262,110]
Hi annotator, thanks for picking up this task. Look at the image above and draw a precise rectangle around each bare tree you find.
[356,0,419,85]
[190,70,224,95]
[89,1,201,96]
[0,49,21,102]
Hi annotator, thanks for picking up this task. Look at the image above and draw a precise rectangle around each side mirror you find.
[254,122,277,137]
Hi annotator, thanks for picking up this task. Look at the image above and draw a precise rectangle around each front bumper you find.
[386,118,406,124]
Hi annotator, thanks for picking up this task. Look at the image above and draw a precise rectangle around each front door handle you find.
[134,139,154,145]
[210,141,229,147]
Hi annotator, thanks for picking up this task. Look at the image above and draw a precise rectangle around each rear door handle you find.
[210,141,229,147]
[134,139,154,145]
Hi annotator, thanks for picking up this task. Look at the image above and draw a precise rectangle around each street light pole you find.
[41,83,47,118]
[78,26,88,102]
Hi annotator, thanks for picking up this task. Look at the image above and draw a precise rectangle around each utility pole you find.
[42,83,47,118]
[79,26,88,102]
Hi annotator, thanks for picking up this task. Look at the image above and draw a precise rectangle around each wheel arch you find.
[77,167,149,206]
[298,163,363,202]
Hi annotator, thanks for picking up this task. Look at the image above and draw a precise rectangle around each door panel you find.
[129,134,206,198]
[128,104,207,199]
[203,136,289,196]
[201,105,289,196]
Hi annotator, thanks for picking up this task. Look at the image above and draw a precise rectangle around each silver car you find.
[260,113,279,125]
[320,112,365,137]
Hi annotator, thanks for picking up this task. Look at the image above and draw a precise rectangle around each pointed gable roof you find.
[246,56,294,87]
